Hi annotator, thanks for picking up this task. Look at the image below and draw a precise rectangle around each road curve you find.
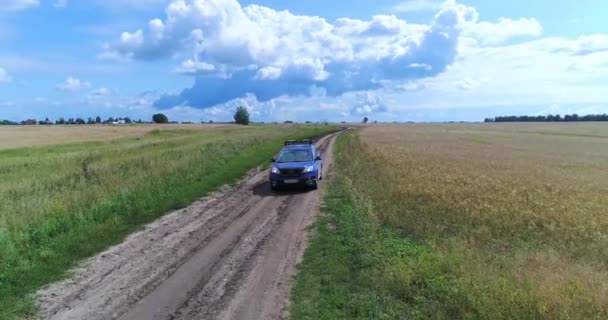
[37,132,340,320]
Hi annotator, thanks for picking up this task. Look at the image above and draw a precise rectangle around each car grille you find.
[280,168,304,176]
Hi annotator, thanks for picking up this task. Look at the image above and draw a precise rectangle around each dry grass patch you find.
[0,124,228,150]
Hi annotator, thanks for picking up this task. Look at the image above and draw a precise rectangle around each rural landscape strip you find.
[0,125,337,320]
[35,130,341,320]
[292,125,608,319]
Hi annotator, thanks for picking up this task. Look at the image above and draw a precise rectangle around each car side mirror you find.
[271,158,276,162]
[315,156,322,161]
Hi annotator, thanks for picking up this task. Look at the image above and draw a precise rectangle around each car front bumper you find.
[270,171,318,187]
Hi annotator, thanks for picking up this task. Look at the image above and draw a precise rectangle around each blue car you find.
[269,139,323,190]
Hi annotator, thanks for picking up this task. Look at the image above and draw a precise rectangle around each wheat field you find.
[293,123,608,319]
[363,123,608,318]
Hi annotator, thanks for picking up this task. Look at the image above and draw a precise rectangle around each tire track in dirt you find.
[37,131,341,320]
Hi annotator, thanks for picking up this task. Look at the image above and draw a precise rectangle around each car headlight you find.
[303,165,314,173]
[271,166,280,174]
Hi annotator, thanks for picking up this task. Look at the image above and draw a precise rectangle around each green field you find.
[0,124,336,319]
[293,123,608,319]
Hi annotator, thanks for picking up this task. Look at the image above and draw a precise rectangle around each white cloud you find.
[174,59,216,75]
[458,78,481,90]
[464,17,543,45]
[90,87,111,96]
[399,81,426,91]
[392,0,442,13]
[379,34,608,115]
[90,0,608,122]
[111,0,478,109]
[56,77,92,91]
[552,34,608,55]
[0,0,39,11]
[409,63,432,70]
[255,66,282,80]
[0,67,11,82]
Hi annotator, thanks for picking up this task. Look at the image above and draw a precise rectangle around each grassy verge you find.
[0,125,336,319]
[292,127,608,319]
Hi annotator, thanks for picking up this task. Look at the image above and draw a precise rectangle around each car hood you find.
[274,162,313,169]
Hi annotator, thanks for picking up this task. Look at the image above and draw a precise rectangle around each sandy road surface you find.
[37,132,340,320]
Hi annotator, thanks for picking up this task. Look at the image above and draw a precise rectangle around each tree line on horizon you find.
[0,114,176,126]
[1,116,146,126]
[485,113,608,123]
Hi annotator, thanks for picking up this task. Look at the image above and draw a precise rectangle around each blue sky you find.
[1,0,607,122]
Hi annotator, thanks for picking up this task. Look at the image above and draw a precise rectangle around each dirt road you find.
[37,132,340,320]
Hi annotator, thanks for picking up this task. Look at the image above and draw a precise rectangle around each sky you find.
[0,0,607,123]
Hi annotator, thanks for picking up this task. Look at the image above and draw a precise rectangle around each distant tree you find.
[305,121,312,124]
[95,116,102,124]
[208,120,214,124]
[21,119,37,125]
[125,117,132,124]
[56,117,66,125]
[152,113,169,124]
[75,118,86,125]
[38,118,51,125]
[233,106,250,125]
[363,117,369,124]
[284,120,294,124]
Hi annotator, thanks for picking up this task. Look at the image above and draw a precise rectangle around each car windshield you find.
[276,149,313,163]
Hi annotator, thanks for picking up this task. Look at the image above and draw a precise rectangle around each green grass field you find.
[0,124,336,319]
[293,123,608,319]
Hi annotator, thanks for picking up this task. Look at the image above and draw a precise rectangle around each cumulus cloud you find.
[0,67,11,82]
[463,17,543,45]
[351,92,387,115]
[56,77,91,91]
[103,0,477,109]
[175,59,216,75]
[0,0,39,11]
